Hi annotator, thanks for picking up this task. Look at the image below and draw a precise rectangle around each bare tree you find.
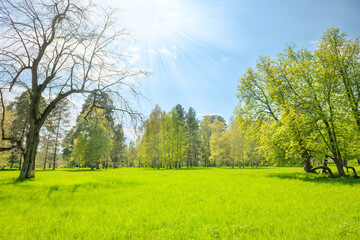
[0,0,146,178]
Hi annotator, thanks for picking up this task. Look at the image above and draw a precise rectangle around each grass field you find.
[1,167,360,239]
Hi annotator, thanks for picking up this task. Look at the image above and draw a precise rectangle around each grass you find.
[1,167,360,239]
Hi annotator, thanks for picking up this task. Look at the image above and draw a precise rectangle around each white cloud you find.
[159,48,171,55]
[159,48,178,60]
[197,113,223,117]
[220,56,231,63]
[128,52,142,65]
[148,49,156,55]
[308,40,320,46]
[128,45,141,53]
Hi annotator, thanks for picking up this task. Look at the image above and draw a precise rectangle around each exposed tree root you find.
[310,166,336,178]
[344,166,360,179]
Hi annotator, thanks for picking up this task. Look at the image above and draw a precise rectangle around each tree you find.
[185,107,199,167]
[62,127,75,166]
[3,91,32,169]
[0,0,145,178]
[0,106,17,168]
[71,107,112,170]
[227,119,244,168]
[127,141,137,167]
[111,124,127,167]
[49,99,71,169]
[172,105,188,168]
[236,28,360,177]
[209,118,225,167]
[199,115,225,167]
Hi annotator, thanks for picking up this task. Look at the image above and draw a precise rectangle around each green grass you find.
[1,167,360,239]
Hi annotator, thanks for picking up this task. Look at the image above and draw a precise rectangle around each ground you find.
[1,167,360,239]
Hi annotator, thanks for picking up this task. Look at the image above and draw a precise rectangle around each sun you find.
[139,0,183,36]
[103,0,231,86]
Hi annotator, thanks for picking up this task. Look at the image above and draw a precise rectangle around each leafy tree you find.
[128,141,138,167]
[199,116,212,167]
[209,118,225,167]
[236,28,360,177]
[62,127,76,166]
[71,107,113,170]
[50,100,71,169]
[199,115,226,167]
[80,92,115,125]
[171,105,188,168]
[111,124,127,167]
[185,107,200,167]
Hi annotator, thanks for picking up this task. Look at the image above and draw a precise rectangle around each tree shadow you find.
[4,177,35,185]
[268,172,360,186]
[233,167,270,170]
[144,167,271,171]
[60,169,99,172]
[143,167,211,171]
[0,168,20,171]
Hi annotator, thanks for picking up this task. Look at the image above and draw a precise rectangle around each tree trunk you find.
[333,158,345,176]
[18,154,22,170]
[19,122,41,178]
[43,137,50,170]
[52,109,61,170]
[303,160,316,173]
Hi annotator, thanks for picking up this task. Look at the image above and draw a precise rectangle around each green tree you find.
[209,118,225,167]
[71,107,113,170]
[236,28,360,176]
[128,141,138,167]
[111,124,127,167]
[185,107,200,167]
[199,115,226,167]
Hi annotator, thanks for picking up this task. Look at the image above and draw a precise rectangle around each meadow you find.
[1,167,360,239]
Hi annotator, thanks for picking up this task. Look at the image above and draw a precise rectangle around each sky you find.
[98,0,359,133]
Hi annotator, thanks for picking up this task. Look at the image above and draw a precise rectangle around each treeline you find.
[236,28,360,176]
[130,104,260,169]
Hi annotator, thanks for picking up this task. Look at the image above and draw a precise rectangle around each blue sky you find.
[105,0,360,124]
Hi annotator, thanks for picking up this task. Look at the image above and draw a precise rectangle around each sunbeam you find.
[101,0,235,89]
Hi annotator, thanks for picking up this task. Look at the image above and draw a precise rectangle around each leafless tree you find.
[0,0,146,178]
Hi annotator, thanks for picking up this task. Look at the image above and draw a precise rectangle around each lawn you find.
[0,167,360,239]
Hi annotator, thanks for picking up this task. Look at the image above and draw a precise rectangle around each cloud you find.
[159,48,178,60]
[197,113,223,117]
[308,40,320,46]
[220,56,231,63]
[128,45,141,53]
[148,49,156,55]
[129,53,142,65]
[125,45,142,65]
